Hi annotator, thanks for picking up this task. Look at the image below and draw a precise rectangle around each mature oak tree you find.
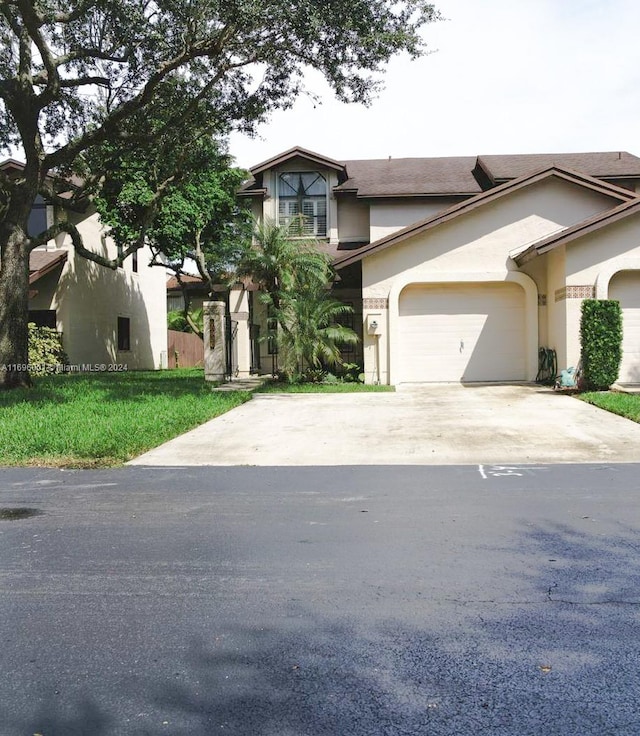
[0,0,439,387]
[91,125,253,337]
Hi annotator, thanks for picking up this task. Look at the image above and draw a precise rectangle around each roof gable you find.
[249,146,346,175]
[514,197,640,264]
[333,166,638,269]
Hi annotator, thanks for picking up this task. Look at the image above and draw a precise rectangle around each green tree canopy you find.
[0,0,439,387]
[91,128,253,336]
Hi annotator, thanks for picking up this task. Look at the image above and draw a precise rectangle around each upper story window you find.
[28,195,48,238]
[277,172,327,237]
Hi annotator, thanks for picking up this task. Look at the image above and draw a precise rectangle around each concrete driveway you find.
[130,384,640,466]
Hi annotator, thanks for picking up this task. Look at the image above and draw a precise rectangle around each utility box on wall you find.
[366,313,382,335]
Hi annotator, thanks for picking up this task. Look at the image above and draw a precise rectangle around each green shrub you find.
[338,362,364,383]
[28,323,68,375]
[580,299,622,390]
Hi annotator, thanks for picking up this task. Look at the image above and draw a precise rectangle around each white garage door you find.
[397,282,526,383]
[610,271,640,384]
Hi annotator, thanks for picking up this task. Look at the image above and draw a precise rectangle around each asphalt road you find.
[1,463,640,735]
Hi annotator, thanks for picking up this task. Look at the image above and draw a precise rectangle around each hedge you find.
[580,299,622,390]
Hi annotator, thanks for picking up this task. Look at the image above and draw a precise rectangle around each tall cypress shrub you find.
[580,300,622,390]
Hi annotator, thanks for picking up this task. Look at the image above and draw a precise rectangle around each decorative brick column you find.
[203,300,226,382]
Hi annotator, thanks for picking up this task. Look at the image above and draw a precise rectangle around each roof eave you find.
[353,192,475,200]
[237,188,267,198]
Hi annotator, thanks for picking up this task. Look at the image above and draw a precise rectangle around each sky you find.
[228,0,640,169]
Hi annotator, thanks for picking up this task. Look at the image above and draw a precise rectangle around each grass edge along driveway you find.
[579,390,640,424]
[0,370,393,468]
[0,369,250,468]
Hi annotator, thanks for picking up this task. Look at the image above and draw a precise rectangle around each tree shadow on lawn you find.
[6,522,640,736]
[0,371,244,410]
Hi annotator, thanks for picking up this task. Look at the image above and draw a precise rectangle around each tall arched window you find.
[277,172,327,237]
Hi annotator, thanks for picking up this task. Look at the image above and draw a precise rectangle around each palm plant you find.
[278,286,359,380]
[239,221,331,318]
[239,221,358,380]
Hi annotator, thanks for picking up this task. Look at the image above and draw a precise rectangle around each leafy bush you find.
[28,323,68,375]
[338,362,364,383]
[580,299,622,390]
[167,308,204,334]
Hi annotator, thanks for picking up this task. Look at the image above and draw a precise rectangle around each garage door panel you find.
[398,283,526,383]
[610,271,640,383]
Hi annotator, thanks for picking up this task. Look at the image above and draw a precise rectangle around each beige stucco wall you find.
[361,177,623,384]
[518,255,548,348]
[369,197,462,241]
[566,213,640,285]
[544,247,569,370]
[36,208,167,370]
[337,196,370,242]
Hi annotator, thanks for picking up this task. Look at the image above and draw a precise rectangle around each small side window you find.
[117,316,130,351]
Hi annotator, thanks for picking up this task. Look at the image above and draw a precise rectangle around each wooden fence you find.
[167,330,204,369]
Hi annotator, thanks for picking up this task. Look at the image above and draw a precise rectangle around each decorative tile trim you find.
[567,285,596,299]
[556,285,595,301]
[363,297,389,309]
[538,294,547,307]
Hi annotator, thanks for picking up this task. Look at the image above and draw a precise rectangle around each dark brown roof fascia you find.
[515,197,640,265]
[353,192,474,200]
[250,146,346,175]
[236,187,267,197]
[333,166,637,270]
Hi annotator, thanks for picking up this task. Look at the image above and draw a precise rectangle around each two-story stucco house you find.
[236,146,640,386]
[1,159,169,371]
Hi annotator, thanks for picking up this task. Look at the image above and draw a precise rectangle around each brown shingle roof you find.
[335,156,482,197]
[478,151,640,182]
[166,274,207,290]
[239,149,640,199]
[333,167,638,269]
[28,250,67,284]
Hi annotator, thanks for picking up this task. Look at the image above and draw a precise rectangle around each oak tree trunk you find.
[0,224,33,388]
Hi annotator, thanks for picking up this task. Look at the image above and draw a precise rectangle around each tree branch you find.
[44,23,240,171]
[28,220,140,270]
[32,72,111,89]
[16,0,60,105]
[52,1,99,24]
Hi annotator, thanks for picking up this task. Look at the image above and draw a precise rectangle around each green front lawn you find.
[579,391,640,423]
[0,369,251,467]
